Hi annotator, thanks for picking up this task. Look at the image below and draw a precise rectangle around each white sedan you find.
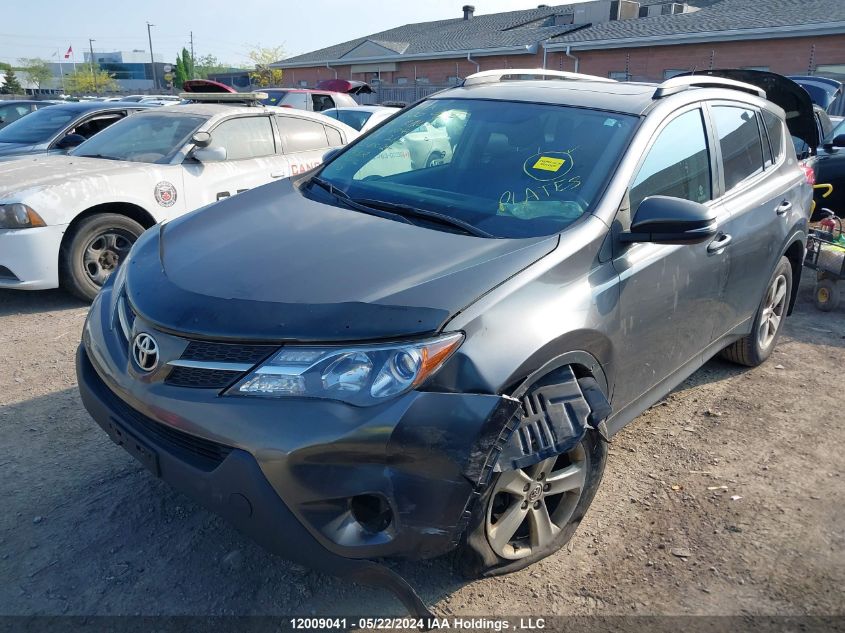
[322,106,397,133]
[0,100,358,300]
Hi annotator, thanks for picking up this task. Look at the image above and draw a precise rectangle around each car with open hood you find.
[77,68,814,614]
[0,91,357,300]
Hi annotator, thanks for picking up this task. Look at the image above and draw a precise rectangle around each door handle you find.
[775,200,792,215]
[270,171,286,178]
[707,233,732,254]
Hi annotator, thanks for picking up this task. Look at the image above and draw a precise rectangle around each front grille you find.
[166,366,243,389]
[91,361,233,471]
[181,341,275,365]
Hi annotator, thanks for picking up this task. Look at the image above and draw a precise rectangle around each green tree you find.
[18,57,52,89]
[64,68,118,94]
[1,68,24,95]
[248,45,285,88]
[194,54,228,79]
[182,48,194,81]
[174,54,187,89]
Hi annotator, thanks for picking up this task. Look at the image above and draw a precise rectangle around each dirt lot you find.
[0,277,843,622]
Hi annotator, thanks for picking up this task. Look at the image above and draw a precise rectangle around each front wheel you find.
[60,214,144,301]
[721,256,792,367]
[457,430,606,578]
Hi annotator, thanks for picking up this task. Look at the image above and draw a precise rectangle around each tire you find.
[721,256,792,367]
[457,429,607,578]
[60,213,145,302]
[814,278,840,312]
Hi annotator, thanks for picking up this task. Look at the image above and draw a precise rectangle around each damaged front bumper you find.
[76,283,522,613]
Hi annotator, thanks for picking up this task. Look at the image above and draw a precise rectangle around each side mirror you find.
[191,146,227,163]
[191,131,211,147]
[825,133,845,149]
[322,147,342,163]
[55,133,87,150]
[620,196,717,245]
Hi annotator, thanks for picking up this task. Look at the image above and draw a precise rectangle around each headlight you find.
[0,203,46,229]
[226,332,463,406]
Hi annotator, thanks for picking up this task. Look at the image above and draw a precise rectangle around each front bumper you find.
[0,224,67,290]
[77,282,519,564]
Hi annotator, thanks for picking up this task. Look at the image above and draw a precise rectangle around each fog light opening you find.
[350,494,393,533]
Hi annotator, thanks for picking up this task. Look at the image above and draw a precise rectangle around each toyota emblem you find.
[132,333,159,372]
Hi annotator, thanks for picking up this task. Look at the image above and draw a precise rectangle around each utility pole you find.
[189,31,195,79]
[88,38,97,93]
[146,22,157,90]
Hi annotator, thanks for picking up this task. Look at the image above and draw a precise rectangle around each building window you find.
[663,69,686,80]
[447,76,461,85]
[416,76,430,85]
[298,80,308,87]
[396,77,408,85]
[609,71,628,81]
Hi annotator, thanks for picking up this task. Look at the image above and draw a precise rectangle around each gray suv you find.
[77,69,813,612]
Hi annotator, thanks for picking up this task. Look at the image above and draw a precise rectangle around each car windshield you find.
[72,112,207,163]
[323,109,372,131]
[262,90,288,106]
[315,98,638,238]
[0,107,77,144]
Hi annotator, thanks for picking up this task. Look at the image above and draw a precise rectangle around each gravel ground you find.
[0,276,843,622]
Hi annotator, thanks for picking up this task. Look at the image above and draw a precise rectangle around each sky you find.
[1,0,580,67]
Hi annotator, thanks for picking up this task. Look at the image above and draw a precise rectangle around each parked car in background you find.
[0,93,357,300]
[321,105,395,132]
[76,69,813,609]
[0,101,151,160]
[260,88,358,112]
[0,100,54,130]
[789,75,843,114]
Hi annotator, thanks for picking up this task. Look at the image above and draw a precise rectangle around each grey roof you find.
[550,0,845,46]
[276,0,845,66]
[277,5,586,66]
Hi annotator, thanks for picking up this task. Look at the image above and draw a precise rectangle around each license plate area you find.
[106,418,160,476]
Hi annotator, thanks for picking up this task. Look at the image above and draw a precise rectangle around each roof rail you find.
[462,68,616,87]
[654,76,765,99]
[178,91,269,105]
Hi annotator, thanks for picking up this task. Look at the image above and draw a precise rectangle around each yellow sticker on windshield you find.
[532,156,566,172]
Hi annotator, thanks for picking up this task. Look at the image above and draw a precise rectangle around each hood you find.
[125,179,557,342]
[315,79,374,95]
[678,69,819,150]
[0,154,136,198]
[0,142,40,158]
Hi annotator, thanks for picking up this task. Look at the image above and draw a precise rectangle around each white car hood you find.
[0,155,148,199]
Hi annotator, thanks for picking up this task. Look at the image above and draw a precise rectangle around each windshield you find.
[72,112,207,163]
[323,109,372,131]
[0,107,77,144]
[315,98,637,238]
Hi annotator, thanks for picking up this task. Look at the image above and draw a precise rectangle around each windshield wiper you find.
[74,153,122,161]
[308,177,412,225]
[352,198,493,238]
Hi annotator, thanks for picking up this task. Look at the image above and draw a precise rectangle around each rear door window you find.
[277,117,329,153]
[630,108,712,211]
[712,106,765,191]
[209,116,276,160]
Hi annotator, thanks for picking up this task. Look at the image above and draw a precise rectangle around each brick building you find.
[271,0,845,100]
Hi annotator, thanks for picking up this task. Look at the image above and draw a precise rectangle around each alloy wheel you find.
[82,230,135,287]
[485,444,586,560]
[757,273,788,350]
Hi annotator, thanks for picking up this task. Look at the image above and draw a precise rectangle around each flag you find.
[64,46,73,59]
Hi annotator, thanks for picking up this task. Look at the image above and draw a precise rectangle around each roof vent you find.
[463,5,475,19]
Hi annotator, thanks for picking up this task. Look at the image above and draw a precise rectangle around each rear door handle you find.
[270,171,286,178]
[707,233,732,254]
[775,200,792,215]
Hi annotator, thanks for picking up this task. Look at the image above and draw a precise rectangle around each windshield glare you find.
[316,98,637,238]
[0,107,77,144]
[72,112,207,163]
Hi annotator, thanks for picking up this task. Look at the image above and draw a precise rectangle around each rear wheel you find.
[457,430,606,578]
[721,256,792,367]
[60,213,144,301]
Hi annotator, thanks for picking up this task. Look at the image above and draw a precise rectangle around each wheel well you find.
[59,203,156,257]
[783,238,804,315]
